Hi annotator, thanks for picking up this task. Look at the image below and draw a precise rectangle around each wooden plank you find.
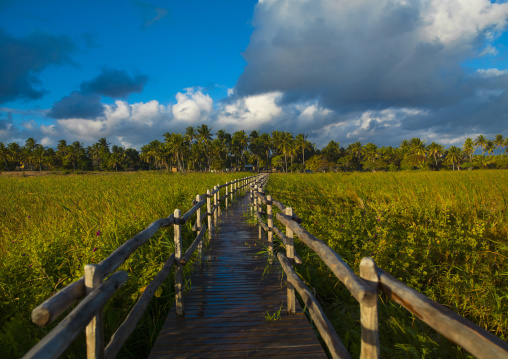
[359,257,380,359]
[377,266,508,359]
[149,192,326,359]
[277,212,376,306]
[22,272,128,359]
[278,252,350,359]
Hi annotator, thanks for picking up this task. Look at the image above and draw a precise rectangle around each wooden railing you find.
[250,177,508,359]
[23,175,261,359]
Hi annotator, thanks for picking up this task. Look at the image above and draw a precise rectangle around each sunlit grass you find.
[266,170,508,358]
[0,171,247,358]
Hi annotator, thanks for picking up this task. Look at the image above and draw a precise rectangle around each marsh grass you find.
[0,171,246,358]
[264,170,507,358]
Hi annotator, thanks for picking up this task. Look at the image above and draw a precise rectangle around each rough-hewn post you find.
[207,189,212,240]
[267,195,273,261]
[85,264,104,359]
[231,181,234,203]
[196,194,203,266]
[217,183,221,217]
[285,207,296,314]
[174,209,184,316]
[213,185,218,225]
[225,183,229,209]
[258,190,263,240]
[250,185,254,214]
[360,257,380,359]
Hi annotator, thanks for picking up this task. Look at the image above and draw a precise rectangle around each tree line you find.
[0,125,506,172]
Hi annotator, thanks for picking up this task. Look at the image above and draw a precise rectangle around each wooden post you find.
[85,264,104,359]
[174,209,184,316]
[285,207,296,314]
[217,183,221,217]
[225,183,229,209]
[207,189,212,240]
[213,185,218,225]
[250,185,254,214]
[258,191,263,240]
[230,181,234,203]
[267,195,273,261]
[196,195,203,266]
[360,257,380,359]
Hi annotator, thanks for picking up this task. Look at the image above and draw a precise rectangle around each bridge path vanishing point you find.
[148,193,327,358]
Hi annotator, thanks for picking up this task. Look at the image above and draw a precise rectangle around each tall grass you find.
[0,171,246,358]
[265,170,508,358]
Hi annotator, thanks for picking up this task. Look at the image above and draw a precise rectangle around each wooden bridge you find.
[148,193,326,358]
[23,174,508,359]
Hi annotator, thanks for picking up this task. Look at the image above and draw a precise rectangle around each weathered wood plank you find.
[278,252,350,359]
[359,257,380,359]
[377,266,508,359]
[31,277,85,327]
[22,272,128,359]
[276,212,376,306]
[104,254,175,359]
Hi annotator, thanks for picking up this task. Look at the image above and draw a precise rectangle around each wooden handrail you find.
[104,254,175,359]
[23,271,128,359]
[376,266,508,359]
[277,252,350,359]
[276,212,376,306]
[26,174,262,359]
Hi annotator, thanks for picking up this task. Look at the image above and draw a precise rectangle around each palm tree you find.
[185,126,197,144]
[68,141,84,170]
[446,146,462,171]
[462,138,475,162]
[474,135,488,154]
[197,124,213,170]
[427,142,444,168]
[232,130,249,168]
[169,133,188,172]
[24,138,37,170]
[363,143,378,163]
[494,134,504,154]
[484,140,495,156]
[0,142,10,171]
[278,132,294,173]
[32,145,46,171]
[295,134,311,168]
[7,142,21,169]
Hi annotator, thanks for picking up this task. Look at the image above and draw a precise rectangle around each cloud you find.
[80,68,147,98]
[48,68,148,120]
[172,88,213,123]
[133,1,170,27]
[0,28,75,104]
[47,91,104,119]
[217,92,283,130]
[229,0,508,144]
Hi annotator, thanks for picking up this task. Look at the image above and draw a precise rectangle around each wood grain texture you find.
[278,252,351,359]
[276,212,376,306]
[22,272,128,359]
[148,194,326,359]
[377,266,508,359]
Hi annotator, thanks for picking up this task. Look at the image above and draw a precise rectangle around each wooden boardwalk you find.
[148,195,327,358]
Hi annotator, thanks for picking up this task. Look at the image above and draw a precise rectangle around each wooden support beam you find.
[276,212,376,306]
[285,207,296,315]
[207,189,212,240]
[359,257,380,359]
[174,209,184,317]
[267,195,273,260]
[85,264,104,359]
[277,252,350,359]
[22,272,128,359]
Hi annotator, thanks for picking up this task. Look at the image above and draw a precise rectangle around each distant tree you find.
[462,138,475,162]
[427,142,444,168]
[446,146,463,171]
[474,135,488,154]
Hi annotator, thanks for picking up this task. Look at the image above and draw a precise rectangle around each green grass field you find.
[264,171,508,358]
[0,171,247,358]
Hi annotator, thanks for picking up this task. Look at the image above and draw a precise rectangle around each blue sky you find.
[1,0,508,149]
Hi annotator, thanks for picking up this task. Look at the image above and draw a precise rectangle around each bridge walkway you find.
[148,195,327,358]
